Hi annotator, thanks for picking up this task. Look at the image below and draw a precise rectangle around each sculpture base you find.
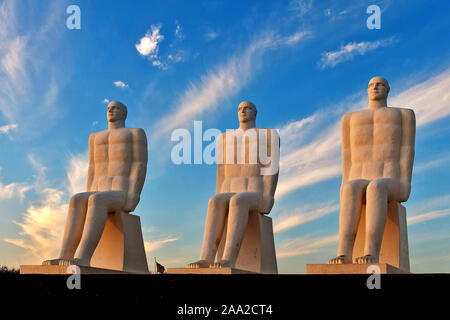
[167,267,256,275]
[20,265,134,275]
[306,263,410,274]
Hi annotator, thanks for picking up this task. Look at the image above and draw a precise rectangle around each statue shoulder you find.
[128,128,148,144]
[341,111,355,125]
[398,107,415,117]
[89,131,101,142]
[398,108,416,128]
[127,128,147,136]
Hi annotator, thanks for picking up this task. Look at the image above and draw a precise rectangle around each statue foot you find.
[42,258,89,267]
[42,259,62,266]
[210,260,232,268]
[353,255,379,264]
[187,260,210,269]
[328,255,351,264]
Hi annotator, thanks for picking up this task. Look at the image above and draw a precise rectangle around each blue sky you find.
[0,0,449,273]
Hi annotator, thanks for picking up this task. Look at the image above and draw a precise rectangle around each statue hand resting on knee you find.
[43,101,148,267]
[188,101,280,269]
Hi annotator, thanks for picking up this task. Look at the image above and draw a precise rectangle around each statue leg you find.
[214,192,261,268]
[59,192,96,259]
[75,191,126,266]
[329,180,369,264]
[356,178,398,264]
[188,193,234,268]
[42,192,94,266]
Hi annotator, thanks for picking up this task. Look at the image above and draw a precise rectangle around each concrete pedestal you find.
[167,267,256,275]
[306,263,409,274]
[216,212,278,274]
[90,211,149,274]
[353,202,410,271]
[20,265,131,274]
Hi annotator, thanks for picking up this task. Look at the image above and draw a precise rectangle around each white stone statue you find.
[44,101,148,267]
[188,101,280,270]
[329,77,415,265]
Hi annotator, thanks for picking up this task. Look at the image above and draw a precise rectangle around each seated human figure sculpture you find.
[188,101,280,269]
[43,101,148,267]
[329,77,415,265]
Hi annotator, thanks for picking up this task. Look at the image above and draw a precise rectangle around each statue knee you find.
[69,193,87,208]
[367,180,387,197]
[341,181,358,196]
[208,195,224,210]
[229,194,246,209]
[87,193,106,208]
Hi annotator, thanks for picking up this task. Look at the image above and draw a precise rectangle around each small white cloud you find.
[136,24,164,57]
[175,21,184,40]
[205,31,218,41]
[289,0,313,18]
[167,51,184,63]
[0,123,18,134]
[113,80,128,89]
[102,98,110,104]
[319,37,396,68]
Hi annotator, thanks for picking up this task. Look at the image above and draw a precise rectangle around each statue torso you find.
[218,128,274,194]
[345,107,404,181]
[89,128,142,192]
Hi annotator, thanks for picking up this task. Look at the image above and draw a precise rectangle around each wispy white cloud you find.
[151,30,310,144]
[408,208,450,226]
[0,174,30,201]
[407,193,450,226]
[3,152,88,263]
[273,203,339,234]
[175,21,184,40]
[289,0,313,18]
[0,0,66,134]
[277,234,338,258]
[102,98,110,104]
[4,188,67,262]
[390,69,450,126]
[113,80,128,89]
[319,37,396,68]
[144,236,180,253]
[414,153,450,173]
[66,152,88,195]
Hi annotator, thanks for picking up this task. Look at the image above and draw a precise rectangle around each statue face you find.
[367,77,389,101]
[238,101,256,123]
[107,103,126,122]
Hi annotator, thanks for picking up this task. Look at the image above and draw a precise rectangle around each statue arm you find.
[124,129,148,212]
[216,133,225,194]
[86,133,95,192]
[399,108,416,201]
[341,114,351,197]
[261,129,280,214]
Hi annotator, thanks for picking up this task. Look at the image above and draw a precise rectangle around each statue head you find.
[107,101,127,123]
[367,76,390,101]
[238,101,257,123]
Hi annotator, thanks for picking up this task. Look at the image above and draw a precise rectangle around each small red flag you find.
[156,261,165,274]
